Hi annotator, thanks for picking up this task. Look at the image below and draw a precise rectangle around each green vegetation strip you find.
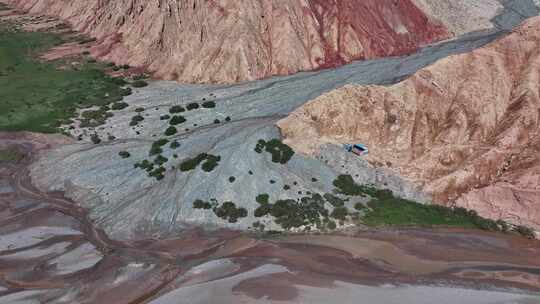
[335,174,536,239]
[0,22,127,133]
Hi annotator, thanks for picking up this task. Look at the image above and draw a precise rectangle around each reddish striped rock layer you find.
[6,0,449,83]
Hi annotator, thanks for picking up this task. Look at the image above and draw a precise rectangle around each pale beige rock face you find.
[6,0,449,84]
[278,17,540,230]
[411,0,503,35]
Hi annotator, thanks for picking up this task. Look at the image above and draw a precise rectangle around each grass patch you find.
[0,22,127,133]
[332,175,536,238]
[0,148,23,162]
[363,198,479,228]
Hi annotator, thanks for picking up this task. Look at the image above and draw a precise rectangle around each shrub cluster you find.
[134,159,166,180]
[193,199,214,210]
[254,193,332,230]
[179,153,221,172]
[254,139,295,164]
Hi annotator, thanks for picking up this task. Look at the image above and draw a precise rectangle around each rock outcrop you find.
[6,0,450,83]
[278,16,540,230]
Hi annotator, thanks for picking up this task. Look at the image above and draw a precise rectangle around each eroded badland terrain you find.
[2,0,540,303]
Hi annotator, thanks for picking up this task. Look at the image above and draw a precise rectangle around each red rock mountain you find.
[7,0,449,83]
[279,17,540,230]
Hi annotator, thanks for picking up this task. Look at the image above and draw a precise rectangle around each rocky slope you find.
[6,0,453,83]
[278,16,540,231]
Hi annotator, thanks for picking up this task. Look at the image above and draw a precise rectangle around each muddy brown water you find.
[1,133,540,303]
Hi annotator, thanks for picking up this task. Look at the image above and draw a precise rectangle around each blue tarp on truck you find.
[343,143,369,156]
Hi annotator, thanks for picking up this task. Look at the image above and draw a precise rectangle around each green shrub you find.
[111,102,129,110]
[164,126,177,136]
[130,114,144,126]
[326,220,337,230]
[148,166,166,180]
[254,139,265,153]
[332,175,385,197]
[201,154,220,172]
[514,225,536,239]
[160,114,170,120]
[254,204,271,217]
[169,105,185,113]
[133,74,148,80]
[186,102,199,110]
[254,139,294,164]
[180,153,207,171]
[229,176,236,183]
[331,206,348,221]
[90,133,101,144]
[354,202,367,211]
[170,115,186,125]
[135,107,145,113]
[154,155,168,165]
[213,201,248,223]
[120,87,132,96]
[324,193,345,207]
[170,140,180,149]
[149,145,162,156]
[112,77,127,86]
[193,199,212,210]
[118,151,130,158]
[132,80,148,88]
[153,138,169,146]
[214,119,220,124]
[202,101,216,108]
[256,194,269,205]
